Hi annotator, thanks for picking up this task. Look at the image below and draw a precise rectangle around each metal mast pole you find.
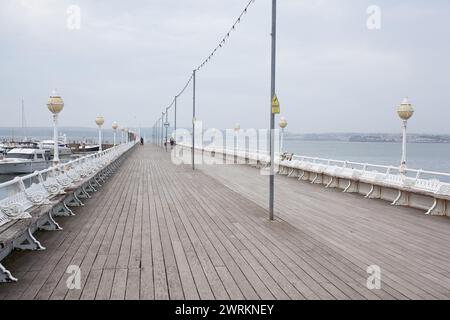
[161,113,164,147]
[269,0,277,221]
[174,96,177,143]
[192,69,196,170]
[22,98,27,139]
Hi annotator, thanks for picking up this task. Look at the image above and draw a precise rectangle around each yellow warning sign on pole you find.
[271,94,280,114]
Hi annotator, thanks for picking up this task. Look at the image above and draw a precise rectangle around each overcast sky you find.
[0,0,449,133]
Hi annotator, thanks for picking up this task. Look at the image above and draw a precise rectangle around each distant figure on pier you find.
[280,152,293,161]
[140,137,144,145]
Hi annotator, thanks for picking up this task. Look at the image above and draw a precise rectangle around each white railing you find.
[284,154,450,195]
[177,143,450,215]
[0,142,136,227]
[197,143,450,190]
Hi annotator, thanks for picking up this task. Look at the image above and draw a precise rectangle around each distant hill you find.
[284,132,450,143]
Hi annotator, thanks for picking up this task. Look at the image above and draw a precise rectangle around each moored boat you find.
[0,148,51,174]
[40,140,73,156]
[77,144,100,152]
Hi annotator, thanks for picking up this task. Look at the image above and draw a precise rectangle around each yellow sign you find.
[271,94,280,114]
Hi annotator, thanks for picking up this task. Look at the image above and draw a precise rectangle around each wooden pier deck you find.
[1,145,449,300]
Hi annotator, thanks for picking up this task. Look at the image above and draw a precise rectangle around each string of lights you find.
[176,74,194,98]
[195,0,256,72]
[153,0,257,142]
[158,0,256,112]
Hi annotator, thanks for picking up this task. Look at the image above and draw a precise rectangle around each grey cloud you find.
[0,0,449,134]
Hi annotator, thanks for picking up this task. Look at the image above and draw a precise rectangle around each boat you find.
[77,144,100,152]
[0,145,5,159]
[0,148,51,174]
[40,140,73,156]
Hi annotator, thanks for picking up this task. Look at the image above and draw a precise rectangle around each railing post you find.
[165,107,169,152]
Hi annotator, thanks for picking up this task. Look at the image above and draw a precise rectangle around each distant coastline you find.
[1,127,449,144]
[285,133,450,144]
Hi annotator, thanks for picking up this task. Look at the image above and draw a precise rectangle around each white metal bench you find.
[0,142,137,282]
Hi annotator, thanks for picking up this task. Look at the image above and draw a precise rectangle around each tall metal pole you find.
[22,98,27,139]
[174,96,177,143]
[192,69,196,170]
[165,108,169,152]
[269,0,277,221]
[161,117,163,146]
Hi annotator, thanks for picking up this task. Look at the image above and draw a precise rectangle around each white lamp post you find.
[397,97,414,174]
[95,116,105,151]
[279,117,287,154]
[120,127,124,144]
[112,122,118,146]
[47,89,64,166]
[125,128,129,143]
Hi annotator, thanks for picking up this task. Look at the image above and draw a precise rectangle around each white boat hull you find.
[46,147,72,156]
[0,160,50,174]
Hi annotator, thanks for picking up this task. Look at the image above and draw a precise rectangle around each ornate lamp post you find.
[47,89,64,166]
[279,116,287,154]
[95,116,105,151]
[112,122,118,146]
[397,97,414,174]
[125,128,129,143]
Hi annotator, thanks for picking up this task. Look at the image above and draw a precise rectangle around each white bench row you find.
[278,159,450,195]
[0,142,137,282]
[0,144,131,227]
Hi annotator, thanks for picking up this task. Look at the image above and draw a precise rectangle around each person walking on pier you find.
[140,137,144,145]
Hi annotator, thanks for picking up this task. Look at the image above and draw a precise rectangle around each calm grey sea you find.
[1,127,449,184]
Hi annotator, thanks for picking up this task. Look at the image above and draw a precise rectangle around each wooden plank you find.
[95,268,115,300]
[154,160,228,300]
[110,268,127,300]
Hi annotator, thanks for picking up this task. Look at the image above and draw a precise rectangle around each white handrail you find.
[179,142,450,184]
